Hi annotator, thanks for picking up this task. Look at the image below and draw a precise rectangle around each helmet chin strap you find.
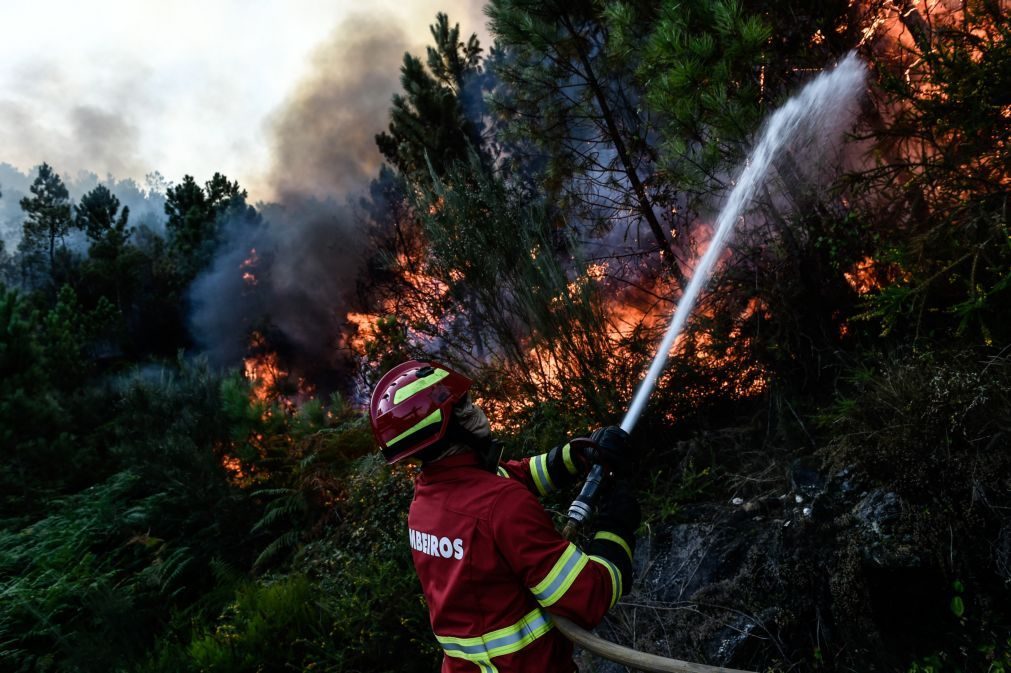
[477,439,504,473]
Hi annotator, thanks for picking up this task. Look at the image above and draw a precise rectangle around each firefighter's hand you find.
[588,426,631,475]
[595,482,641,539]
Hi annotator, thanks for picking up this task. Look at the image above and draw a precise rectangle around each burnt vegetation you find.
[1,2,1009,672]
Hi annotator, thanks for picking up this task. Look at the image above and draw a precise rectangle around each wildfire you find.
[243,336,287,405]
[844,256,910,295]
[240,248,259,286]
[345,254,452,358]
[221,455,247,480]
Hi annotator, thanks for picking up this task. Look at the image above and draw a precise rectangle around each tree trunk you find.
[559,14,687,290]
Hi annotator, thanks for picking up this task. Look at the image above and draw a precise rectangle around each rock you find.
[852,489,920,567]
[625,504,786,669]
[853,490,901,537]
[704,613,759,664]
[790,456,825,497]
[833,466,861,496]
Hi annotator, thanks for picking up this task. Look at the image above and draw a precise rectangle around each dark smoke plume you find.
[188,13,411,385]
[188,198,369,386]
[265,14,409,201]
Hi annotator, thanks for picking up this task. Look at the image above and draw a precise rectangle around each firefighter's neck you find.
[422,442,501,473]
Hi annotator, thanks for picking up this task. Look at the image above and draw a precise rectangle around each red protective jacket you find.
[408,451,625,673]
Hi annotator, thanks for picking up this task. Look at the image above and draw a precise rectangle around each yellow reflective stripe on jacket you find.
[530,543,588,606]
[561,443,578,474]
[435,607,554,666]
[496,466,511,479]
[593,530,633,563]
[529,453,555,495]
[589,555,622,608]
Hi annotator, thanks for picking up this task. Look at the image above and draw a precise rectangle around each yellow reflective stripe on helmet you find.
[392,367,451,404]
[436,608,553,664]
[590,555,622,608]
[561,443,578,475]
[593,530,633,563]
[530,453,555,495]
[530,543,588,607]
[496,466,511,479]
[386,409,442,447]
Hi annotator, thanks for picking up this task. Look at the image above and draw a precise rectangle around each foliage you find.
[1,3,1010,672]
[821,349,1011,670]
[296,455,439,672]
[164,173,260,281]
[18,163,73,282]
[0,359,257,672]
[486,0,680,269]
[608,0,771,201]
[417,156,631,426]
[181,576,325,673]
[853,4,1011,345]
[375,12,489,185]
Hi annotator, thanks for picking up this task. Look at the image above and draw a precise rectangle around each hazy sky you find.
[0,0,488,200]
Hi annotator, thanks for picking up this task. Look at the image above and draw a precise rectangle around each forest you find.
[1,1,1009,672]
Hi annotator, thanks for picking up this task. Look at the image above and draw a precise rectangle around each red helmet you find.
[370,360,473,463]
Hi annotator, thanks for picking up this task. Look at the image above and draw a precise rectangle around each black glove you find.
[588,482,640,598]
[588,426,632,475]
[594,482,641,539]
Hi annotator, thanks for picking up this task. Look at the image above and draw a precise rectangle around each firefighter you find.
[370,360,640,673]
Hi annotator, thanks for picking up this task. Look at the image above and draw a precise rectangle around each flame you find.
[241,330,316,414]
[844,256,882,295]
[345,254,452,361]
[844,256,911,295]
[240,248,259,287]
[221,455,246,479]
[244,339,287,405]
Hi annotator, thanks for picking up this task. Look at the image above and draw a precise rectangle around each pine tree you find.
[606,0,770,201]
[375,13,488,186]
[18,163,73,277]
[77,184,132,255]
[487,0,685,283]
[164,173,256,280]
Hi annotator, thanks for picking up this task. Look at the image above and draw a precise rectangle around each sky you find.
[0,0,489,202]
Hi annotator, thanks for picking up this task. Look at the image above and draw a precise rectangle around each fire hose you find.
[554,395,759,673]
[554,143,759,672]
[551,53,864,673]
[552,614,754,673]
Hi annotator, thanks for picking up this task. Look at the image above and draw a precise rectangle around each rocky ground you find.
[582,453,1011,673]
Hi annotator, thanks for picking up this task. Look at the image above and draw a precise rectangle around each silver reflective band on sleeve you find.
[530,543,588,606]
[435,608,554,668]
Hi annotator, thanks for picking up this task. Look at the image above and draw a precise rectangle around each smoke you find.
[0,163,167,251]
[264,14,408,202]
[188,198,370,384]
[0,60,149,182]
[188,12,414,383]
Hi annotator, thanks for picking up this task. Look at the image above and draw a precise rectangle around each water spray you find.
[565,53,867,533]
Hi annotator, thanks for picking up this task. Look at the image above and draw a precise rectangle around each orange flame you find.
[240,248,259,287]
[244,342,287,406]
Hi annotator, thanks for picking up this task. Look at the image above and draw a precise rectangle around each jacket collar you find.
[418,450,485,483]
